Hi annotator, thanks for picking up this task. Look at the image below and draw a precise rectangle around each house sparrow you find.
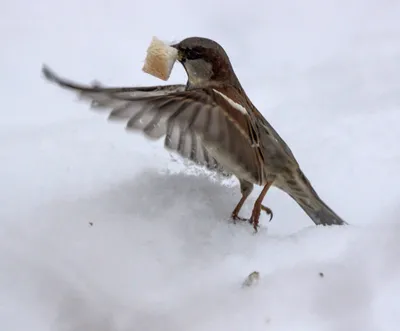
[41,36,347,231]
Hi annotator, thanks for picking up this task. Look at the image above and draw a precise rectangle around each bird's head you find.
[171,37,238,88]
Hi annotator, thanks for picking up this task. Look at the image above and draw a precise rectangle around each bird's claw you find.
[249,211,261,232]
[261,205,274,222]
[231,214,257,232]
[231,205,273,232]
[231,214,249,224]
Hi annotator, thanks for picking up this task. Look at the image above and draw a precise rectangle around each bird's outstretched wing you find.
[42,65,187,101]
[42,66,268,182]
[42,65,232,175]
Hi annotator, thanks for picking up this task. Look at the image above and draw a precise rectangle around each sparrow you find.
[41,36,348,231]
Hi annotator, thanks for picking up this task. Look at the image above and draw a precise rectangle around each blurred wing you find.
[42,65,187,100]
[42,65,231,175]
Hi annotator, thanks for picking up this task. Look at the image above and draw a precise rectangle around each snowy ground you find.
[2,0,400,330]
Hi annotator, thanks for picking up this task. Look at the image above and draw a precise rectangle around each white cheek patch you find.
[212,89,249,115]
[142,36,178,81]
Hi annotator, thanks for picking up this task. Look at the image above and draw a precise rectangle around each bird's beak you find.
[170,43,184,62]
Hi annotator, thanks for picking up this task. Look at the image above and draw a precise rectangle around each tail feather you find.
[285,169,348,226]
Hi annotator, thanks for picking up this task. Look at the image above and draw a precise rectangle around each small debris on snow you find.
[242,271,260,287]
[88,222,93,227]
[319,272,324,278]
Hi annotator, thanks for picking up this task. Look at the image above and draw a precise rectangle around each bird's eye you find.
[185,48,202,60]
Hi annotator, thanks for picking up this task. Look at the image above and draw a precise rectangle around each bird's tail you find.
[284,169,348,226]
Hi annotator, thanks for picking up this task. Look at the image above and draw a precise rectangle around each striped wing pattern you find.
[42,66,265,182]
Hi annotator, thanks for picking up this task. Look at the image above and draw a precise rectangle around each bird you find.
[41,36,348,231]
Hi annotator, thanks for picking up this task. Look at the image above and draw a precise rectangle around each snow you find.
[1,0,400,330]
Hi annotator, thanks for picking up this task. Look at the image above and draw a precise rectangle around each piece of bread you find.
[142,37,178,81]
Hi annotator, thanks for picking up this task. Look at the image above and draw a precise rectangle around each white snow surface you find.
[2,0,400,330]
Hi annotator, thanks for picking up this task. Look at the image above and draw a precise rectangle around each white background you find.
[1,0,400,330]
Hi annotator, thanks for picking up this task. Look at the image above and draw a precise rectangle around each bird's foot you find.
[249,206,264,233]
[261,205,274,222]
[231,213,249,224]
[231,205,273,231]
[232,214,258,233]
[249,215,258,232]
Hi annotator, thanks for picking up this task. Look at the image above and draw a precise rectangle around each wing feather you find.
[42,65,267,181]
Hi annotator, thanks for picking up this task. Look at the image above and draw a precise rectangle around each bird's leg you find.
[250,181,274,232]
[231,197,248,222]
[231,180,274,224]
[231,180,253,222]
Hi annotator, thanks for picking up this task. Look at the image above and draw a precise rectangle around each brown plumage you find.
[41,36,348,231]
